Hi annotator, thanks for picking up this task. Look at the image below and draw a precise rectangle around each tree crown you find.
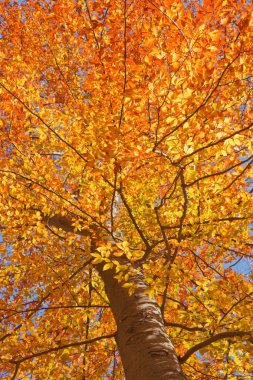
[0,0,253,378]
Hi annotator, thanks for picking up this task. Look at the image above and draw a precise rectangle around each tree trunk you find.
[98,266,187,380]
[45,216,186,379]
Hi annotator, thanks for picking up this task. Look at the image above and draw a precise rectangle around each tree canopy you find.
[0,0,253,379]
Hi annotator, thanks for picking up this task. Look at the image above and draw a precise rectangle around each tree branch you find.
[0,81,88,163]
[186,154,253,187]
[10,332,116,364]
[0,304,110,315]
[163,215,250,230]
[11,363,20,380]
[178,170,188,243]
[118,187,150,248]
[177,121,253,165]
[0,260,92,342]
[0,169,97,224]
[147,0,192,56]
[118,0,127,129]
[179,330,252,363]
[155,55,240,148]
[164,321,206,332]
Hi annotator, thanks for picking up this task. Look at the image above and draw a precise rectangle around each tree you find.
[0,0,253,378]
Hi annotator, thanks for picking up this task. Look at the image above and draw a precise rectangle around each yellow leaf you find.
[103,263,113,271]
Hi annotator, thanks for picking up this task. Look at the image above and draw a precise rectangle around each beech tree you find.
[0,0,253,379]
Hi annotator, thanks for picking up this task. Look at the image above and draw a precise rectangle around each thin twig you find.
[147,0,192,56]
[0,81,88,163]
[118,0,127,129]
[10,332,117,364]
[155,55,241,148]
[0,260,92,342]
[118,187,150,248]
[186,154,253,187]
